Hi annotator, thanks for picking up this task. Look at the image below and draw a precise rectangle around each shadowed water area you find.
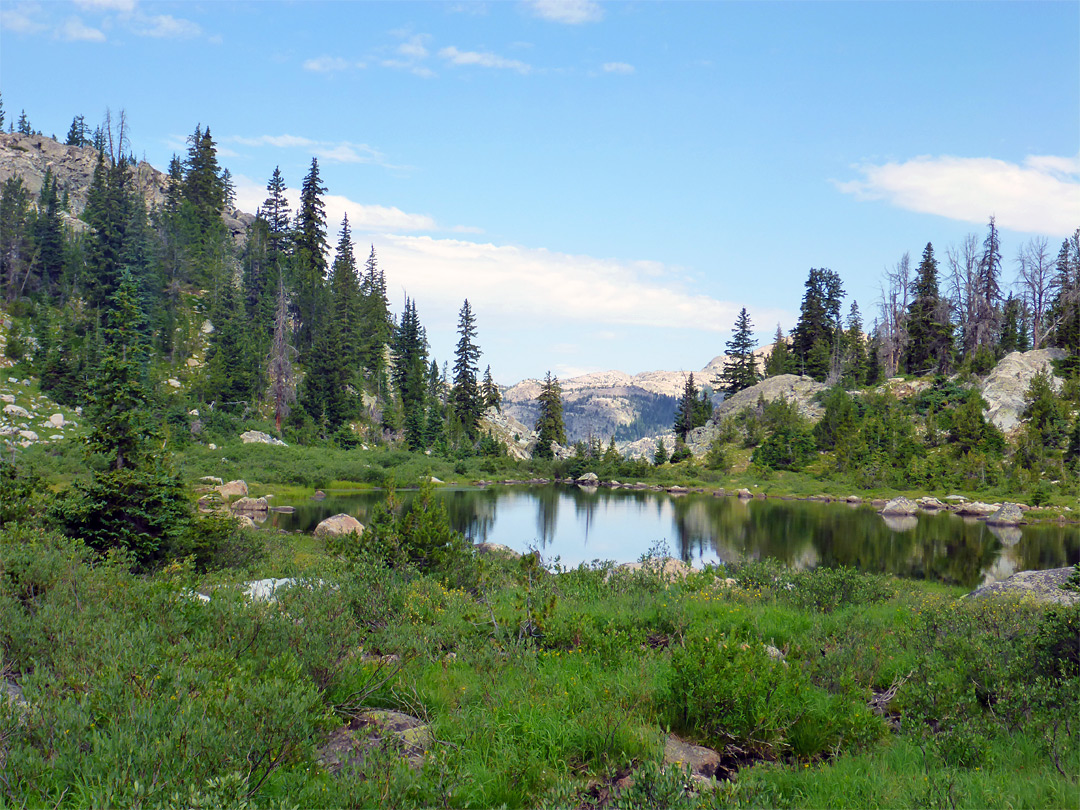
[264,485,1079,589]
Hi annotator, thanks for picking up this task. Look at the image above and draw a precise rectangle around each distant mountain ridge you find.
[500,348,771,444]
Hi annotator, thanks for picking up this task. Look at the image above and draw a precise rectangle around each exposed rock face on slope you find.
[685,374,829,456]
[500,348,769,445]
[979,348,1066,433]
[0,132,253,244]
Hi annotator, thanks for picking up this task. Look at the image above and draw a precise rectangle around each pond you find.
[258,485,1080,589]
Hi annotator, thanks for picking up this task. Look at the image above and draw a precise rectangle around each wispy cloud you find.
[74,0,136,10]
[381,33,436,77]
[1,4,52,35]
[374,235,785,334]
[525,0,603,24]
[224,134,408,170]
[835,153,1080,237]
[58,14,104,41]
[232,175,443,234]
[602,61,634,74]
[438,46,531,74]
[129,12,201,39]
[302,55,356,73]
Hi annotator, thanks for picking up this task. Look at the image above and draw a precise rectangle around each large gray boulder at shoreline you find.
[314,513,364,538]
[881,497,918,516]
[967,567,1079,605]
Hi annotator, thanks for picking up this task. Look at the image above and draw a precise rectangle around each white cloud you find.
[58,15,105,41]
[602,61,634,74]
[74,0,136,10]
[230,134,318,149]
[525,0,603,24]
[397,34,429,60]
[1,4,50,35]
[438,46,531,74]
[381,33,436,77]
[374,235,783,333]
[835,153,1080,237]
[303,55,353,73]
[129,12,200,38]
[231,175,440,234]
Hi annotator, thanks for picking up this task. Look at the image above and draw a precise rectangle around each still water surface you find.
[263,485,1079,589]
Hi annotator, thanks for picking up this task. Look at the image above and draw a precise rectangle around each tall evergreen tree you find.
[328,214,361,369]
[764,324,794,377]
[1047,230,1080,374]
[971,216,1004,352]
[203,281,257,410]
[482,365,501,412]
[0,176,32,301]
[393,296,429,450]
[674,373,708,441]
[534,371,565,458]
[53,271,188,568]
[16,110,31,136]
[294,158,328,353]
[841,302,868,386]
[451,299,483,440]
[65,114,89,147]
[83,152,130,307]
[716,307,760,394]
[261,166,292,264]
[790,267,845,381]
[905,243,953,374]
[359,245,393,391]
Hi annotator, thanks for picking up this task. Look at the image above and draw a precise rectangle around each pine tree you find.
[905,243,953,374]
[203,281,257,410]
[261,166,292,263]
[393,296,429,450]
[0,93,5,131]
[451,299,483,440]
[54,271,188,568]
[790,267,845,381]
[300,289,353,435]
[716,307,760,394]
[328,214,361,369]
[482,365,501,412]
[653,438,669,465]
[971,216,1004,352]
[359,245,393,391]
[764,324,794,377]
[674,373,703,441]
[16,110,31,136]
[294,158,328,353]
[534,371,565,458]
[837,302,866,386]
[0,176,32,301]
[1047,230,1080,374]
[66,114,89,147]
[998,295,1024,355]
[83,152,130,307]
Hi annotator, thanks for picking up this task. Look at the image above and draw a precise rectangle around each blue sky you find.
[2,0,1077,383]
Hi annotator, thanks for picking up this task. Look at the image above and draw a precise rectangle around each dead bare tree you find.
[268,275,297,433]
[1015,236,1055,348]
[876,252,910,377]
[947,234,980,357]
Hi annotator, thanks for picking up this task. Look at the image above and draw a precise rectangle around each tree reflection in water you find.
[279,486,1079,588]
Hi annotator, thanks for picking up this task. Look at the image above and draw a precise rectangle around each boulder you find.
[880,496,918,516]
[311,490,326,500]
[18,430,37,442]
[955,501,997,517]
[662,733,732,782]
[981,348,1066,433]
[846,495,862,504]
[199,475,224,486]
[318,709,430,774]
[0,394,13,404]
[234,514,258,530]
[239,429,288,447]
[231,497,269,513]
[242,578,297,602]
[735,488,752,499]
[576,472,600,485]
[429,476,443,484]
[314,513,363,538]
[967,567,1079,605]
[48,413,65,428]
[667,485,689,494]
[616,557,692,581]
[475,542,521,559]
[917,496,947,510]
[217,479,248,499]
[166,378,181,388]
[3,404,29,419]
[986,502,1025,526]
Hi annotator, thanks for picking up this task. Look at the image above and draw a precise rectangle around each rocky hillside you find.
[0,132,253,243]
[500,348,771,445]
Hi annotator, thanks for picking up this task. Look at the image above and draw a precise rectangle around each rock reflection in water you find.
[276,486,1079,588]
